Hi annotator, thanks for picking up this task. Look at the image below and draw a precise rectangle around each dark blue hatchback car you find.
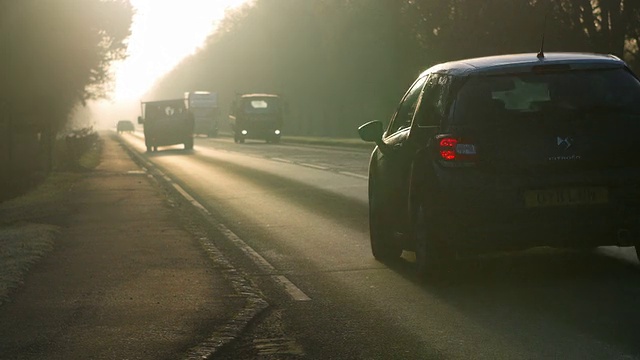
[358,52,640,276]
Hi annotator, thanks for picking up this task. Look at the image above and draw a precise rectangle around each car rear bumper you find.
[432,167,640,251]
[236,121,281,138]
[445,207,640,252]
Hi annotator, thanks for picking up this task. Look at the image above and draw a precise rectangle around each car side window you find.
[387,76,427,135]
[417,74,452,127]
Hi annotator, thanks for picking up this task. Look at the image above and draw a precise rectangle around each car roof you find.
[422,52,627,77]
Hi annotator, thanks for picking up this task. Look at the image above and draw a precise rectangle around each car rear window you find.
[452,68,640,124]
[242,98,280,113]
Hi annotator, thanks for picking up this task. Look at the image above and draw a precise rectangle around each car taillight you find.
[437,136,477,162]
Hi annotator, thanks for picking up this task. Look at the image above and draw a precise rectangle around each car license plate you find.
[524,187,608,208]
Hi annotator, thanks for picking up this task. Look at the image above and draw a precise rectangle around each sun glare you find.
[112,0,250,101]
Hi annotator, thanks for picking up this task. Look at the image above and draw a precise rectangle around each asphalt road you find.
[122,132,640,359]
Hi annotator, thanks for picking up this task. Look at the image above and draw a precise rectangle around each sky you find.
[112,0,250,101]
[88,0,249,128]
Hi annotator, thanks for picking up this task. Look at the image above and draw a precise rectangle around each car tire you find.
[635,245,640,262]
[184,138,194,150]
[413,203,450,280]
[368,190,402,262]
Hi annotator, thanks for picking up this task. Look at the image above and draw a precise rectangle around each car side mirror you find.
[358,120,384,143]
[137,116,144,124]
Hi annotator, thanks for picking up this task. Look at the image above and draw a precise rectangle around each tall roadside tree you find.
[149,0,417,137]
[148,0,640,139]
[0,0,133,197]
[551,0,640,69]
[1,0,133,131]
[405,0,640,69]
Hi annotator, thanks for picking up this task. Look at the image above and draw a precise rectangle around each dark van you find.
[138,99,194,152]
[229,93,283,143]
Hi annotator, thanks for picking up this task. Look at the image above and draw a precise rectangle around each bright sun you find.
[111,0,250,101]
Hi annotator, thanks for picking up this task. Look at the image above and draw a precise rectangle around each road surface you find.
[121,132,640,359]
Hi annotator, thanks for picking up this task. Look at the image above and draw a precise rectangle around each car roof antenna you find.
[537,2,551,59]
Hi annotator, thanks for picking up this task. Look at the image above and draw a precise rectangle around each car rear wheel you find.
[413,203,450,280]
[369,192,402,262]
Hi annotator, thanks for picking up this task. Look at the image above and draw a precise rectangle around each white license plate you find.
[524,187,608,208]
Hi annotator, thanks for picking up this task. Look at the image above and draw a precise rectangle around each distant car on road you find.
[358,52,640,277]
[229,93,284,144]
[116,120,135,134]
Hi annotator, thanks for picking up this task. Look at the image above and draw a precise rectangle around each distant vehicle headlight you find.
[274,130,281,135]
[241,130,248,135]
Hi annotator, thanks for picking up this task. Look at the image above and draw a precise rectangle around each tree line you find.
[0,0,132,200]
[148,0,640,138]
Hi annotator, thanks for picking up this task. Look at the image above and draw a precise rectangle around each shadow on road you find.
[389,248,640,356]
[145,148,195,157]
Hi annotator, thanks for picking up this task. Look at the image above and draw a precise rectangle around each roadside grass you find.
[0,224,58,306]
[0,172,79,225]
[77,136,103,170]
[0,132,102,306]
[1,134,102,223]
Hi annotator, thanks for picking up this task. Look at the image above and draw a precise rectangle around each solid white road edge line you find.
[171,183,211,215]
[171,181,312,302]
[338,171,369,180]
[216,224,312,302]
[274,275,312,302]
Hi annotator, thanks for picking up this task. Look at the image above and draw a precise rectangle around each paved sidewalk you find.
[0,134,248,359]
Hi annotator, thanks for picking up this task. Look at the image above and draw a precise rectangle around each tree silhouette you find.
[0,0,133,199]
[147,0,640,138]
[0,0,132,132]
